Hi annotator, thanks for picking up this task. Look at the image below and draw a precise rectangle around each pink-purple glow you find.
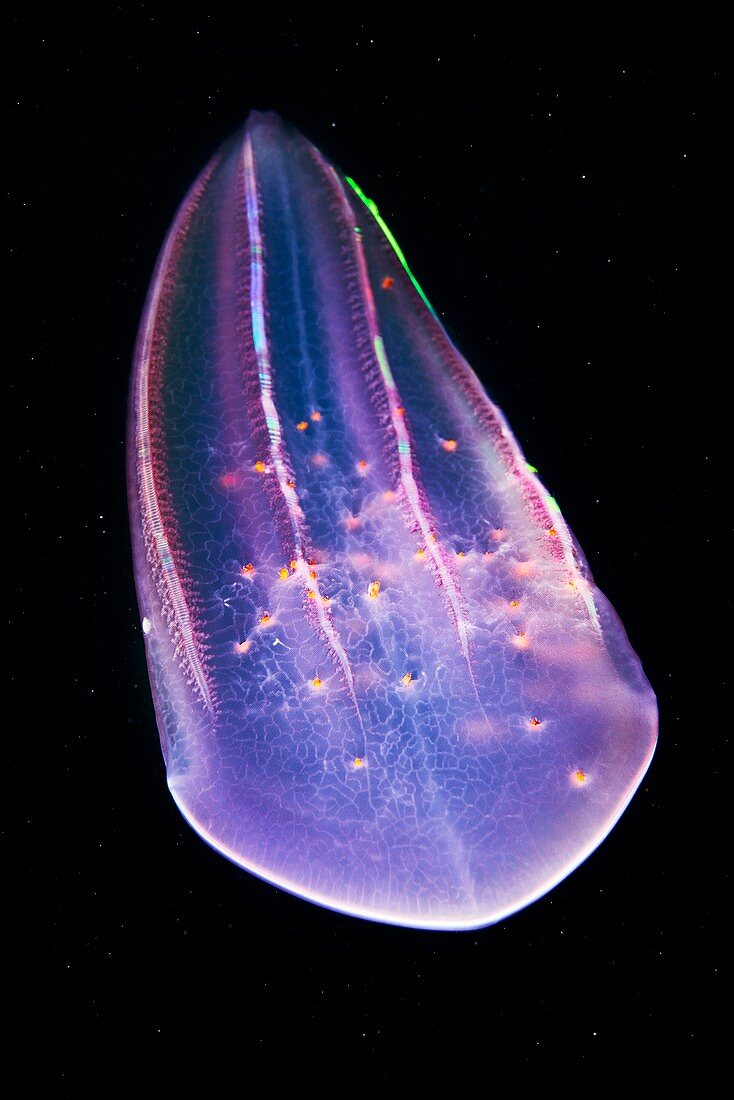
[128,112,657,929]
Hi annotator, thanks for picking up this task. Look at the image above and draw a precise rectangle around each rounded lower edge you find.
[168,732,657,931]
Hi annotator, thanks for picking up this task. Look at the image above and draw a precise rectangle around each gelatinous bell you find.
[128,112,657,929]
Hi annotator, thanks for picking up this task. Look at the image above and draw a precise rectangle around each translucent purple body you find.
[128,112,657,929]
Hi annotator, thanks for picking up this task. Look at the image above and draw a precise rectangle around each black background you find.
[10,6,725,1087]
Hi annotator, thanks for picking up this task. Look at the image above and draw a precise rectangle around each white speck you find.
[142,617,152,634]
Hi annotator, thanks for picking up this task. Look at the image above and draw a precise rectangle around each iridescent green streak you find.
[373,335,396,387]
[345,176,439,321]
